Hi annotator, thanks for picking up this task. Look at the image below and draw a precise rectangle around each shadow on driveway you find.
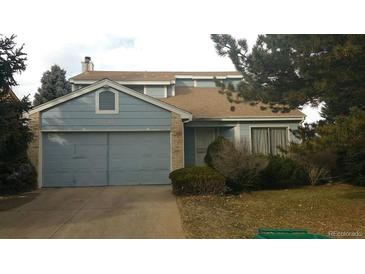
[0,192,40,211]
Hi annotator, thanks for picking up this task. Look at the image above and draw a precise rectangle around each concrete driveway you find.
[0,186,184,239]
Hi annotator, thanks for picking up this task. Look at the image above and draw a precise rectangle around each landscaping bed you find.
[177,184,365,238]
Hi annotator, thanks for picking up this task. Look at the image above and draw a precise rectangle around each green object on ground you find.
[254,228,331,239]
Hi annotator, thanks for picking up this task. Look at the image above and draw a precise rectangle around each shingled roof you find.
[70,71,242,82]
[70,71,304,119]
[161,87,305,119]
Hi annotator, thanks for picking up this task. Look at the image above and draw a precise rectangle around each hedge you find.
[169,166,226,196]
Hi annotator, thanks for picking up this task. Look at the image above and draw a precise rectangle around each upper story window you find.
[175,75,243,88]
[144,85,167,98]
[96,89,119,114]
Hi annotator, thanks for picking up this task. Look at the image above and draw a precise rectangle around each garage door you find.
[42,132,170,187]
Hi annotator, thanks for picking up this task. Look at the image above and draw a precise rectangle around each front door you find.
[195,128,216,166]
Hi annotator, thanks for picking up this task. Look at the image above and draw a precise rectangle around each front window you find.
[251,127,288,155]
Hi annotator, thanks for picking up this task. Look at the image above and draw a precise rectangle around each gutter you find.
[191,117,305,122]
[70,79,174,85]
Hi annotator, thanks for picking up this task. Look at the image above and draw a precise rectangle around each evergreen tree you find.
[211,34,365,120]
[33,65,71,106]
[0,34,36,194]
[0,34,31,161]
[0,34,26,88]
[289,107,365,185]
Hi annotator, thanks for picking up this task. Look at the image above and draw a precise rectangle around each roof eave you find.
[28,79,192,120]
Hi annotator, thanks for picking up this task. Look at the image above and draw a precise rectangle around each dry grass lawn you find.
[177,184,365,238]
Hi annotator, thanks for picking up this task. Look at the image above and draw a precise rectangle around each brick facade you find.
[170,112,184,171]
[27,112,40,180]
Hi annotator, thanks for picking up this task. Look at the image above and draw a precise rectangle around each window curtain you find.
[251,128,269,154]
[269,128,288,154]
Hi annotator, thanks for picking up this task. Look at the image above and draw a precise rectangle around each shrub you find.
[289,107,365,186]
[259,155,309,189]
[0,157,37,195]
[204,136,235,168]
[343,149,365,186]
[289,150,336,186]
[169,167,225,196]
[209,139,268,192]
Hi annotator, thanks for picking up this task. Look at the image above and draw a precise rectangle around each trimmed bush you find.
[169,167,226,196]
[204,136,235,168]
[0,158,37,195]
[258,155,309,189]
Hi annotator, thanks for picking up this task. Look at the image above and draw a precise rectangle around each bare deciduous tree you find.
[289,150,336,185]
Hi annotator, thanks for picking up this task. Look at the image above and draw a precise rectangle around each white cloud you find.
[8,33,243,99]
[1,0,330,122]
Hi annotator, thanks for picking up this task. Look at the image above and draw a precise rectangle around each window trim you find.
[249,126,290,154]
[95,88,119,114]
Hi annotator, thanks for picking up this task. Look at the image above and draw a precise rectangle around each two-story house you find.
[27,57,304,187]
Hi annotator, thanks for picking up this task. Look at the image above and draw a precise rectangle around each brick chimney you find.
[81,56,94,72]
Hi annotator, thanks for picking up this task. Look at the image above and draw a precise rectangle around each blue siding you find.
[41,87,171,131]
[176,79,194,87]
[218,127,235,142]
[145,86,166,98]
[184,127,195,167]
[124,85,144,93]
[224,79,241,88]
[195,79,217,88]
